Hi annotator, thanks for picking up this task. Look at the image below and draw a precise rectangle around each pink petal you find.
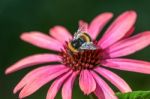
[94,84,107,99]
[50,26,72,44]
[5,54,61,74]
[91,71,118,99]
[62,71,79,99]
[105,31,150,58]
[98,11,137,49]
[94,67,132,93]
[19,66,69,98]
[123,27,135,38]
[88,13,113,40]
[78,20,89,33]
[101,58,150,74]
[79,70,96,95]
[14,65,66,94]
[46,70,73,99]
[21,32,63,51]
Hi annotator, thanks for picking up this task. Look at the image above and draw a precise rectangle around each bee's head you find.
[71,37,85,49]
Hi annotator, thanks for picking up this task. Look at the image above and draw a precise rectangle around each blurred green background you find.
[0,0,150,99]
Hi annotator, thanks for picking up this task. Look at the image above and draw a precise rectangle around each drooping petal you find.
[50,26,72,44]
[5,54,61,74]
[78,20,88,33]
[88,12,113,40]
[94,84,108,99]
[46,70,73,99]
[62,71,79,99]
[21,32,63,51]
[94,67,132,93]
[19,66,69,98]
[91,71,118,99]
[98,11,137,49]
[101,58,150,74]
[79,70,96,95]
[13,65,66,94]
[105,31,150,58]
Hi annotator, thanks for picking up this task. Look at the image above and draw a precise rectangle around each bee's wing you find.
[74,24,88,39]
[79,42,97,50]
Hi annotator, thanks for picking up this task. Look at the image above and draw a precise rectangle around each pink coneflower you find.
[5,11,150,99]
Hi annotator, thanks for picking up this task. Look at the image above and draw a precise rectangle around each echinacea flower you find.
[5,10,150,99]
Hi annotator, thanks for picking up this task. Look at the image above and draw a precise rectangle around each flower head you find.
[6,11,150,99]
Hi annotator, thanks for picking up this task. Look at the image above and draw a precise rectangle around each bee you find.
[68,27,97,53]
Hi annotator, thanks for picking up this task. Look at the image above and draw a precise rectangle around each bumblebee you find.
[68,32,96,53]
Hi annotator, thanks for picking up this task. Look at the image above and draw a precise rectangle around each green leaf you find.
[116,91,150,99]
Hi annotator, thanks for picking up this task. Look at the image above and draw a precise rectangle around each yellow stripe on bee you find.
[68,42,78,53]
[80,33,91,42]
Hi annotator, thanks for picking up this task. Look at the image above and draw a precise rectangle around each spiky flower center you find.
[60,42,101,70]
